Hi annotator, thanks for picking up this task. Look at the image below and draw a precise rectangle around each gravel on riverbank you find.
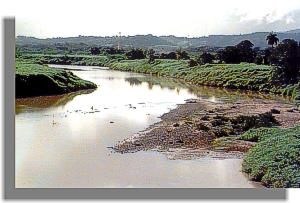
[112,98,300,160]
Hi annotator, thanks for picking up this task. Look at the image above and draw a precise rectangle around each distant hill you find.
[284,29,300,34]
[16,29,300,52]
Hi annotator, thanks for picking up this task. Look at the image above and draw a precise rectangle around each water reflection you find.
[124,77,143,86]
[15,65,276,188]
[16,89,95,114]
[124,75,294,104]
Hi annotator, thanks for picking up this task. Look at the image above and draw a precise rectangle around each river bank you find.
[15,58,97,98]
[16,54,300,187]
[16,66,262,188]
[112,98,300,187]
[20,53,300,102]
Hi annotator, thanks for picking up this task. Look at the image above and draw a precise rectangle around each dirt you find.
[112,98,300,160]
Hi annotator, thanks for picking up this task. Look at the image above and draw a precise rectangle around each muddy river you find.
[15,65,273,188]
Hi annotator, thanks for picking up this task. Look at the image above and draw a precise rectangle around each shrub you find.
[160,52,177,60]
[242,126,300,188]
[126,49,145,60]
[196,53,215,64]
[188,59,198,67]
[240,127,282,142]
[90,47,101,55]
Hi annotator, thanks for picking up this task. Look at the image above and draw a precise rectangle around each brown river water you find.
[14,64,281,188]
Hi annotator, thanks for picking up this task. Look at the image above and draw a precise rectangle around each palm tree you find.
[266,32,279,48]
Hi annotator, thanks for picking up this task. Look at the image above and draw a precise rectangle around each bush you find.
[160,52,177,60]
[176,49,190,60]
[188,59,198,67]
[126,49,145,60]
[90,47,100,55]
[241,126,300,188]
[196,53,215,64]
[240,127,282,142]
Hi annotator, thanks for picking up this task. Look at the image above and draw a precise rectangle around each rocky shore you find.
[113,98,300,160]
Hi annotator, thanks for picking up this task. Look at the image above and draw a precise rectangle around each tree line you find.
[216,32,300,81]
[89,32,300,82]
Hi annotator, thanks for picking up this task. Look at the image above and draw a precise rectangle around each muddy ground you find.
[112,98,300,160]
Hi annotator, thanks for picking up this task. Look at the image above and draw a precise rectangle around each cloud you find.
[15,0,300,37]
[218,8,300,34]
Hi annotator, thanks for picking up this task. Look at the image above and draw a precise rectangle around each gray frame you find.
[4,17,286,199]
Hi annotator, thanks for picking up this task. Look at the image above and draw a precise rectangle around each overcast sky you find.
[15,0,300,38]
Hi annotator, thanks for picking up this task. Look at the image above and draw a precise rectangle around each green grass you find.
[240,126,300,188]
[19,53,300,102]
[18,53,300,187]
[20,53,114,66]
[16,57,97,98]
[109,59,299,100]
[239,127,283,142]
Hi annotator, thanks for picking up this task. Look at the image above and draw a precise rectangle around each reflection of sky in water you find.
[15,65,262,188]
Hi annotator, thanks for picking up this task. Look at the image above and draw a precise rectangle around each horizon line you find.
[15,28,300,40]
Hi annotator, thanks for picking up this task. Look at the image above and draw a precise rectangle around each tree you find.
[176,49,190,60]
[126,49,145,60]
[262,48,272,65]
[266,32,279,48]
[268,39,300,81]
[147,49,155,55]
[196,53,215,64]
[254,55,263,65]
[160,52,177,59]
[217,46,241,64]
[103,47,124,55]
[236,40,254,49]
[188,59,198,67]
[148,54,159,63]
[90,47,101,55]
[217,40,256,64]
[236,40,256,63]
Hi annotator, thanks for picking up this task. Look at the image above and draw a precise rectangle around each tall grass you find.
[20,53,300,101]
[16,57,97,98]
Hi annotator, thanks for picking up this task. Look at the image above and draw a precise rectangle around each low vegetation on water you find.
[15,58,97,98]
[240,126,300,188]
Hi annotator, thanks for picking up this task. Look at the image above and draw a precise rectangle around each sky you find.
[14,0,300,38]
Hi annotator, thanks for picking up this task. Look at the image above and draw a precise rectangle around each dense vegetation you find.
[240,126,300,188]
[16,57,97,98]
[16,30,300,54]
[16,31,300,188]
[19,53,300,102]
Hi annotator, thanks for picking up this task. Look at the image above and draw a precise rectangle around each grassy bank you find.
[21,53,300,102]
[19,53,300,188]
[110,60,300,101]
[240,126,300,188]
[16,58,97,98]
